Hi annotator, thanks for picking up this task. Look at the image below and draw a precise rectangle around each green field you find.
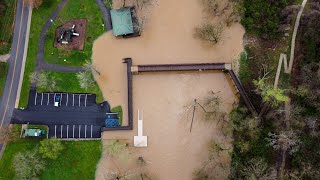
[0,0,16,55]
[0,62,8,97]
[0,138,102,180]
[37,71,104,103]
[44,0,105,66]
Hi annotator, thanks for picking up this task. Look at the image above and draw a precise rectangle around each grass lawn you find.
[40,141,102,180]
[19,0,61,108]
[0,135,102,180]
[111,105,123,125]
[44,0,105,66]
[0,62,8,97]
[0,0,16,55]
[37,71,104,103]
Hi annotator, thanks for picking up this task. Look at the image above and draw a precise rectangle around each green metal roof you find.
[110,8,134,36]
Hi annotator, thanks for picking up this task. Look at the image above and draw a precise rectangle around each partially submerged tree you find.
[84,60,101,76]
[194,23,223,44]
[193,140,231,180]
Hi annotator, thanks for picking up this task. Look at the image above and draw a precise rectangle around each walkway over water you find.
[131,59,257,117]
[135,63,228,72]
[102,58,257,132]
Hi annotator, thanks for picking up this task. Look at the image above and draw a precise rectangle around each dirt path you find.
[274,0,308,88]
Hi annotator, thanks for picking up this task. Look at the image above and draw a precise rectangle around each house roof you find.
[110,8,134,36]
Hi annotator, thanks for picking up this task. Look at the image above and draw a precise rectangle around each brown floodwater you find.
[92,0,244,179]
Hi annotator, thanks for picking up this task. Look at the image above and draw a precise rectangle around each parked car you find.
[24,128,46,137]
[54,94,61,107]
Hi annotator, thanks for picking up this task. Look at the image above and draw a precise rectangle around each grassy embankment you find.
[0,62,8,97]
[19,0,104,108]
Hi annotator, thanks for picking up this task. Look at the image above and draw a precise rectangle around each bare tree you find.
[76,72,95,90]
[31,71,58,92]
[0,125,18,143]
[194,23,223,44]
[14,149,46,180]
[266,130,300,179]
[240,158,277,180]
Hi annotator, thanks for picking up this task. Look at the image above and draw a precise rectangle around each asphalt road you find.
[0,0,30,128]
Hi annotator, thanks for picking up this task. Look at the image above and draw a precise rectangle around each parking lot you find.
[32,92,96,107]
[11,90,110,139]
[48,124,102,139]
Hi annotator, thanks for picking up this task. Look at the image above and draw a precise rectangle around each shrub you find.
[39,138,64,160]
[194,23,223,44]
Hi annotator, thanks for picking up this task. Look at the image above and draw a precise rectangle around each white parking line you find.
[34,92,37,105]
[60,93,62,104]
[67,125,69,138]
[85,125,87,138]
[73,94,75,106]
[73,125,75,138]
[79,125,81,138]
[66,94,68,106]
[91,125,93,138]
[54,93,56,106]
[79,95,81,107]
[41,93,43,105]
[85,94,87,107]
[60,125,63,138]
[54,125,57,138]
[47,93,49,105]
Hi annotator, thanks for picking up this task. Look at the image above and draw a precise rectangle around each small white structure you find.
[134,110,148,147]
